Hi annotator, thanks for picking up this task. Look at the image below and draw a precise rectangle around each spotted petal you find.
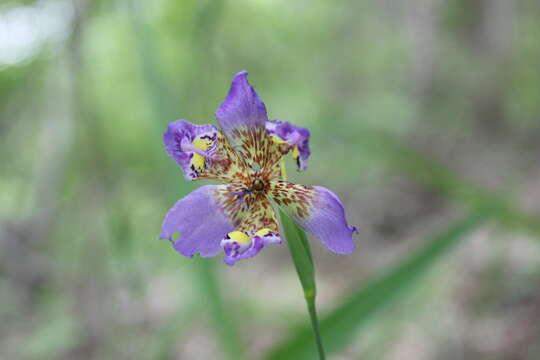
[219,194,282,265]
[163,120,247,181]
[269,180,357,254]
[215,71,286,174]
[266,120,311,171]
[160,185,238,258]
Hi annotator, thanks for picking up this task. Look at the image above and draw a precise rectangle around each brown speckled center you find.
[252,178,265,192]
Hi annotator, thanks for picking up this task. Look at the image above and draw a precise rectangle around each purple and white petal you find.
[160,185,235,258]
[163,120,218,180]
[252,229,283,246]
[269,181,357,254]
[221,230,282,266]
[163,119,248,181]
[266,120,311,171]
[221,233,263,266]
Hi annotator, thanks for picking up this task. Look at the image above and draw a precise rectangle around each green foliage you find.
[267,208,493,360]
[280,210,325,359]
[280,210,315,299]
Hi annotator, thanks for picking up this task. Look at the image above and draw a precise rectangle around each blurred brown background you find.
[1,0,540,359]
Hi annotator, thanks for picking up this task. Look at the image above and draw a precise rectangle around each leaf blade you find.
[280,210,316,298]
[280,210,326,359]
[267,207,492,360]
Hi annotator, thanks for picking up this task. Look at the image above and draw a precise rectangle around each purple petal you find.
[253,230,283,246]
[266,120,311,171]
[221,231,282,266]
[160,185,235,258]
[163,120,218,180]
[215,71,268,136]
[214,71,286,172]
[222,235,264,266]
[269,181,357,254]
[304,186,357,253]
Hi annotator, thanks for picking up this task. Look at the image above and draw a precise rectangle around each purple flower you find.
[160,71,357,265]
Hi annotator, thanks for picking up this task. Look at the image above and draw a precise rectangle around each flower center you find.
[252,178,265,192]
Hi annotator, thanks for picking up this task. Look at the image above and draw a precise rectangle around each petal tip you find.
[331,237,356,255]
[233,70,249,79]
[228,70,251,91]
[215,70,268,134]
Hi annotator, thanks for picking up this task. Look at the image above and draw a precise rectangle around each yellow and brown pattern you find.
[214,183,279,232]
[213,183,251,227]
[229,127,290,177]
[197,132,249,182]
[237,195,279,233]
[269,180,315,220]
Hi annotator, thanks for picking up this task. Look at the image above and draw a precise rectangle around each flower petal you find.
[266,120,311,171]
[269,180,357,254]
[163,120,247,181]
[215,71,286,173]
[215,71,267,136]
[221,229,282,266]
[218,195,283,265]
[160,185,237,258]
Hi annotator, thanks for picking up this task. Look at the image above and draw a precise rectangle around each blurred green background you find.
[1,0,540,359]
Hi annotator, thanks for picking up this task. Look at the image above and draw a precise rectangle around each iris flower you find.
[160,71,357,265]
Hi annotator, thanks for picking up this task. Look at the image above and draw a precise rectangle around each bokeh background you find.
[2,0,540,359]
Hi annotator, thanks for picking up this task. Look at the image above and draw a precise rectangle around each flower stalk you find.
[280,209,326,360]
[306,296,326,360]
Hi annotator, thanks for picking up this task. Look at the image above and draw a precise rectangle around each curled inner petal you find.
[216,190,283,265]
[253,228,282,245]
[163,120,247,181]
[266,120,311,171]
[222,231,252,257]
[221,229,282,266]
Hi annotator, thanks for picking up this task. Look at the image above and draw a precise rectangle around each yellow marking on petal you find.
[189,135,215,172]
[271,134,287,144]
[292,145,299,159]
[255,228,272,237]
[191,153,205,172]
[192,137,212,150]
[227,231,251,244]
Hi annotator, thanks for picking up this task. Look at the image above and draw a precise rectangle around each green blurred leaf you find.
[364,131,540,237]
[196,258,245,360]
[280,209,326,359]
[280,210,315,298]
[24,303,81,360]
[267,207,493,360]
[127,4,245,359]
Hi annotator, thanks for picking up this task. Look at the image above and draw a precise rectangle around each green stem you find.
[306,295,326,360]
[280,209,326,360]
